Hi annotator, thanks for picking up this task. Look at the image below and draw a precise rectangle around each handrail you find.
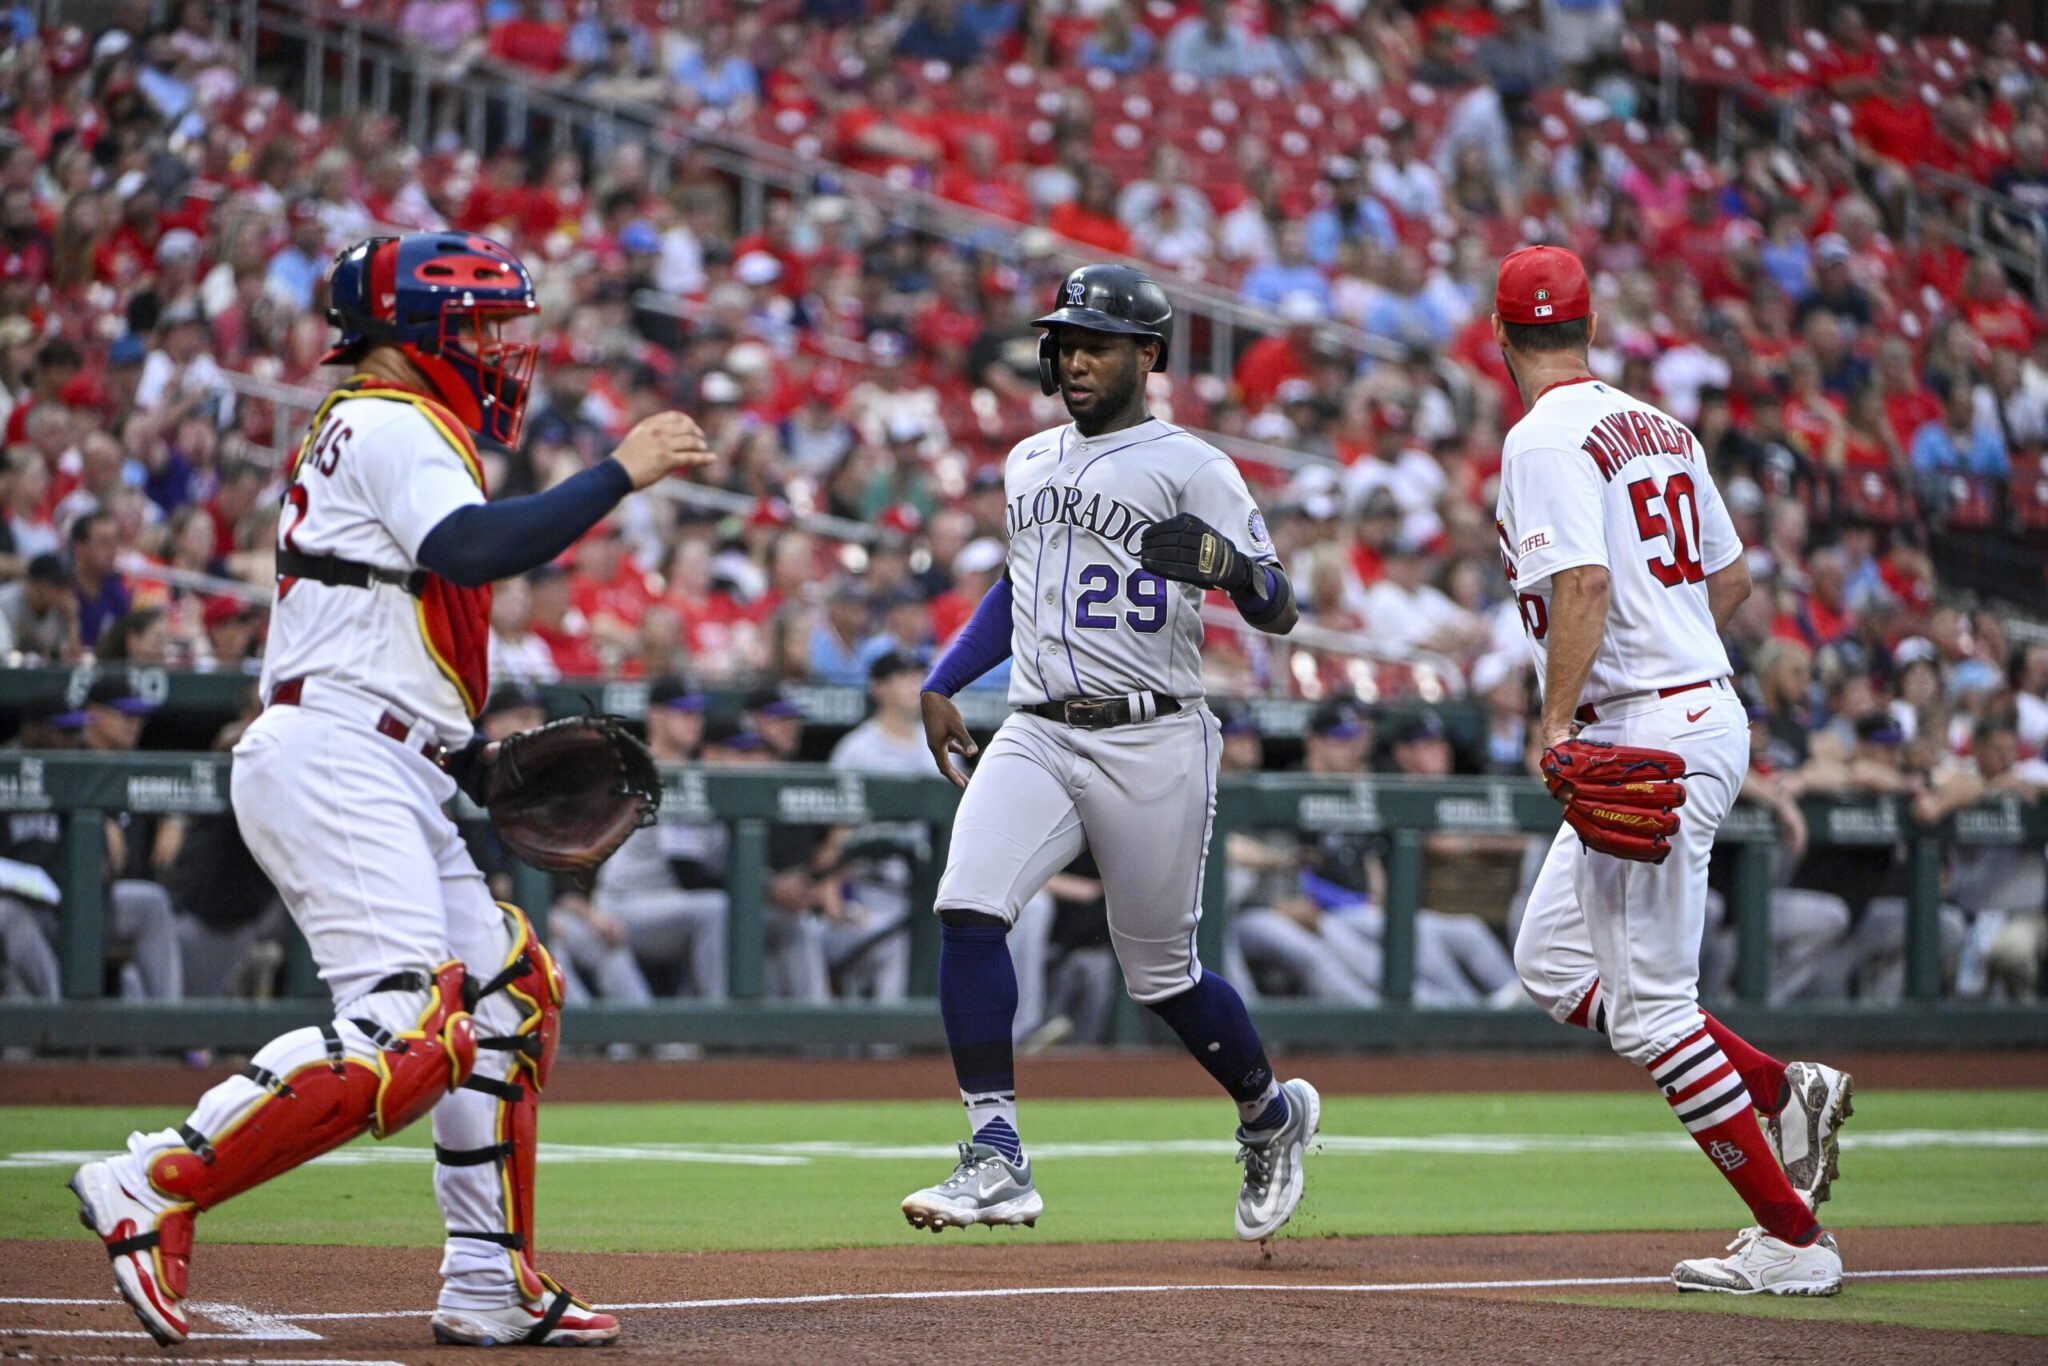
[120,561,272,606]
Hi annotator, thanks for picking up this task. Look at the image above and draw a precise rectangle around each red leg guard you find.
[149,962,475,1212]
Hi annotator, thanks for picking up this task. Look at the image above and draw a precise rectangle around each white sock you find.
[962,1090,1022,1164]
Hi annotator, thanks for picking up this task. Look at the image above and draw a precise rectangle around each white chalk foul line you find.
[278,1264,2048,1319]
[0,1297,320,1344]
[7,1128,2047,1171]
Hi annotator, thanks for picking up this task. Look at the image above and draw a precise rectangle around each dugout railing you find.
[2,750,2043,1055]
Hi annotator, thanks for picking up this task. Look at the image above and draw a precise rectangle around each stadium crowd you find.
[0,1,2045,1017]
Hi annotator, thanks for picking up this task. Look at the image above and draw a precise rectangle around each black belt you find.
[276,547,426,597]
[1020,692,1182,730]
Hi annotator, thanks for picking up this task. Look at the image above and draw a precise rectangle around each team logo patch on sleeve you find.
[1248,510,1273,555]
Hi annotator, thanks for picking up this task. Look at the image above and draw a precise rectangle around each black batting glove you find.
[1138,513,1254,594]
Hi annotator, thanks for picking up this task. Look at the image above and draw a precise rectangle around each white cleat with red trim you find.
[431,1287,621,1348]
[70,1157,195,1347]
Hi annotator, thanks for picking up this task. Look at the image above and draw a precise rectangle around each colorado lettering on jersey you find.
[1580,410,1699,481]
[1006,484,1153,554]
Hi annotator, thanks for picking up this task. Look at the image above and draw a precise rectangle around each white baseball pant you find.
[1513,682,1748,1064]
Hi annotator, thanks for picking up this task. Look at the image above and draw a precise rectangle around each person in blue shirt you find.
[1079,3,1155,75]
[1303,160,1396,268]
[1910,383,2010,480]
[809,585,872,686]
[670,28,759,109]
[894,0,987,65]
[263,203,327,312]
[1161,0,1284,80]
[1241,222,1333,313]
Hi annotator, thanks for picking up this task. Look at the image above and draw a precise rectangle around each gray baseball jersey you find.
[1001,417,1277,705]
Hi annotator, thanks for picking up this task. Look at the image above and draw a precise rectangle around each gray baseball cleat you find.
[901,1141,1043,1233]
[1768,1061,1854,1209]
[1234,1077,1321,1241]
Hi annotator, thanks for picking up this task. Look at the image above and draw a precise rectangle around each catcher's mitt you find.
[1541,738,1689,864]
[484,714,662,876]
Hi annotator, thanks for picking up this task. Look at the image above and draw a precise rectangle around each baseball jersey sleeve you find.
[1179,456,1280,565]
[1693,462,1743,576]
[354,408,489,562]
[1501,444,1609,583]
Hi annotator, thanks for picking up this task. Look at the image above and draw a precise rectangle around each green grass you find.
[5,1088,2045,1254]
[1562,1278,2048,1337]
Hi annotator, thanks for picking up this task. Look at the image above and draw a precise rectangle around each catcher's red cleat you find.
[70,1158,195,1347]
[431,1283,621,1348]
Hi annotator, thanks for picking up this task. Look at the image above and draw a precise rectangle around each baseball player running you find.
[903,265,1319,1241]
[1493,246,1853,1296]
[70,232,710,1348]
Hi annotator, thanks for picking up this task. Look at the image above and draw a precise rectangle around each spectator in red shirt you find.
[1047,164,1133,257]
[1874,336,1941,450]
[459,147,534,235]
[937,132,1032,223]
[831,69,944,181]
[1851,65,1934,175]
[528,564,604,677]
[1655,175,1733,289]
[488,0,569,78]
[928,535,1003,646]
[1814,4,1880,95]
[1926,93,2010,185]
[1904,196,1970,302]
[569,520,655,643]
[206,462,266,561]
[1841,385,1904,474]
[1782,546,1856,648]
[1961,257,2039,354]
[663,536,751,666]
[1234,292,1322,413]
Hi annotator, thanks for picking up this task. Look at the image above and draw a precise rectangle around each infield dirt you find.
[8,1225,2047,1364]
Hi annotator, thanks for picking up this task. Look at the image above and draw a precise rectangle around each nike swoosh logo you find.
[1023,448,1050,460]
[1686,707,1709,723]
[978,1175,1013,1198]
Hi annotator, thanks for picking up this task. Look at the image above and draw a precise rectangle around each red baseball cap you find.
[1495,245,1590,326]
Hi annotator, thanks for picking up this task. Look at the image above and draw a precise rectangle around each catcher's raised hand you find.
[612,411,714,489]
[1138,513,1254,594]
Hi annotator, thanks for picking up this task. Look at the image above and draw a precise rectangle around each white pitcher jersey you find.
[259,380,491,746]
[1495,376,1740,703]
[1001,417,1277,705]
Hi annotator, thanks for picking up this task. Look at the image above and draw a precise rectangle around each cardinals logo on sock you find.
[1707,1138,1748,1172]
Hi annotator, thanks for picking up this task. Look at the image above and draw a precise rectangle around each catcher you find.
[1493,246,1852,1297]
[71,232,701,1349]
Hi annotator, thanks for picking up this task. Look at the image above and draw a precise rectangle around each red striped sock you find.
[1700,1012,1790,1115]
[1647,1028,1818,1246]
